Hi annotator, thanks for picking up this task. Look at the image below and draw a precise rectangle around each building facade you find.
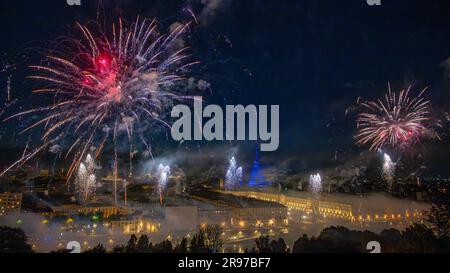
[0,193,22,216]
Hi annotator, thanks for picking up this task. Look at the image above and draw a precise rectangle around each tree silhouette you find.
[190,231,208,253]
[137,235,151,252]
[427,203,450,238]
[85,244,107,253]
[380,229,402,253]
[112,245,127,253]
[0,226,33,253]
[126,234,138,253]
[174,238,189,253]
[153,240,173,253]
[255,236,271,253]
[270,238,289,253]
[398,224,438,253]
[204,225,223,253]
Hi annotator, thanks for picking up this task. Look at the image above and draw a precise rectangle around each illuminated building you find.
[111,218,160,234]
[49,204,131,218]
[191,189,287,230]
[0,193,22,216]
[198,205,232,227]
[248,150,271,187]
[230,204,287,229]
[223,190,426,224]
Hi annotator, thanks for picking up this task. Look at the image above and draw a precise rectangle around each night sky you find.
[0,0,449,173]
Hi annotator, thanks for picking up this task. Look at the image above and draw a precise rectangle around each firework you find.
[309,173,322,198]
[225,157,243,191]
[75,154,98,204]
[156,164,170,205]
[382,153,395,190]
[6,75,11,103]
[356,84,434,151]
[1,17,199,179]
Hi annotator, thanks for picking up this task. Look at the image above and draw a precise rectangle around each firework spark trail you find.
[75,154,98,205]
[225,157,242,191]
[382,153,395,190]
[356,84,435,151]
[6,75,11,103]
[156,164,170,205]
[1,17,199,179]
[309,173,322,199]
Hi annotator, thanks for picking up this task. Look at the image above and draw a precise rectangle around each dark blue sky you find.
[0,0,449,171]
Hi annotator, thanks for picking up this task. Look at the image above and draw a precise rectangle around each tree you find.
[380,229,402,253]
[190,231,208,253]
[174,238,189,253]
[137,235,151,252]
[126,234,138,253]
[291,227,374,253]
[426,203,450,238]
[318,226,379,252]
[255,236,271,253]
[112,245,127,253]
[253,236,289,253]
[153,240,173,253]
[50,249,72,253]
[398,224,438,253]
[292,234,310,253]
[270,238,289,253]
[0,226,33,253]
[204,225,223,253]
[85,244,107,253]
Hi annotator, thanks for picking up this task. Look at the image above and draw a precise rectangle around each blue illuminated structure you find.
[247,149,271,187]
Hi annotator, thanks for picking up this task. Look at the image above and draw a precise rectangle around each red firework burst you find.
[356,84,434,151]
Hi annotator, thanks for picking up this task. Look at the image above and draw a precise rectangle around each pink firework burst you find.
[2,17,200,179]
[356,84,434,151]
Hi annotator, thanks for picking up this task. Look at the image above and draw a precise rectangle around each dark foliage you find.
[0,226,33,253]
